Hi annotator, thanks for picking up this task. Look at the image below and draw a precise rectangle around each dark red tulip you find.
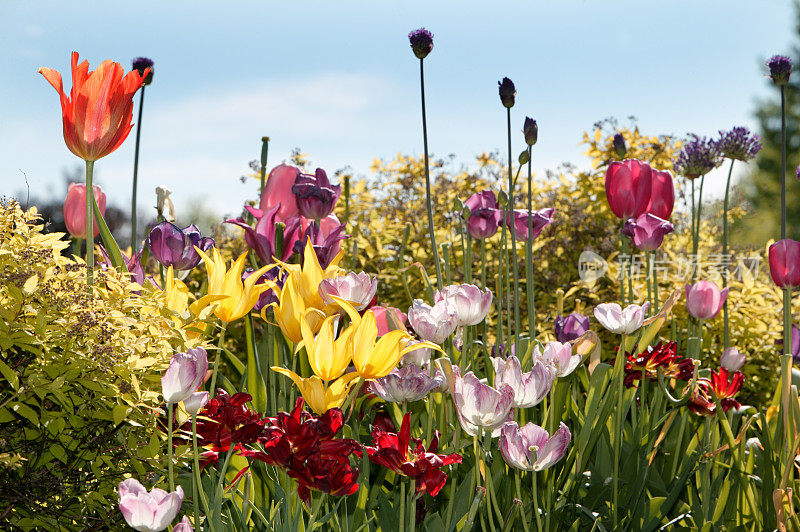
[646,169,675,220]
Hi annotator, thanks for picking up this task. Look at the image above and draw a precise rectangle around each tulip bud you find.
[612,133,627,159]
[523,117,538,146]
[604,159,653,220]
[518,149,530,165]
[767,54,792,86]
[408,28,434,59]
[720,347,746,372]
[63,182,106,238]
[132,57,154,85]
[161,348,208,404]
[155,186,175,222]
[498,77,516,108]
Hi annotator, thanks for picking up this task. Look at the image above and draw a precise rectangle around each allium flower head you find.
[612,133,627,159]
[716,127,762,162]
[673,136,721,180]
[498,77,516,108]
[408,28,434,59]
[132,57,154,85]
[767,54,792,86]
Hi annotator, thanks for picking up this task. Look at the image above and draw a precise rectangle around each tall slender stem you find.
[419,58,443,291]
[130,86,145,249]
[690,178,696,280]
[167,405,175,491]
[781,85,787,240]
[507,108,521,355]
[526,147,535,336]
[651,252,659,313]
[783,289,793,458]
[85,160,95,285]
[260,136,270,194]
[722,160,735,349]
[209,324,228,397]
[613,333,627,529]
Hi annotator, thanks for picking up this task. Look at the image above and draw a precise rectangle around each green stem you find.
[651,252,659,313]
[531,472,542,532]
[783,288,793,461]
[613,333,627,529]
[399,476,406,532]
[209,324,228,397]
[526,147,536,336]
[419,57,443,291]
[515,471,531,532]
[781,85,787,240]
[85,160,95,285]
[722,159,734,349]
[507,108,521,356]
[192,415,213,531]
[619,219,626,304]
[693,174,705,285]
[167,405,175,492]
[130,86,145,250]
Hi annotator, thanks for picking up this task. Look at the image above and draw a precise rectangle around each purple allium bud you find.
[716,127,762,162]
[673,136,722,179]
[408,28,434,59]
[523,117,538,146]
[767,54,792,86]
[554,312,591,343]
[132,57,154,85]
[498,77,516,108]
[612,133,627,159]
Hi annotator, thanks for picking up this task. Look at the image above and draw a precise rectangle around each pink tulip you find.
[685,281,728,320]
[646,169,675,220]
[492,355,552,407]
[63,182,106,238]
[621,213,674,251]
[499,421,571,471]
[768,239,800,289]
[720,347,746,372]
[372,306,408,336]
[369,364,444,403]
[320,272,378,311]
[408,299,459,345]
[453,371,514,437]
[604,159,653,219]
[173,516,194,532]
[258,164,300,221]
[534,341,582,378]
[434,284,493,326]
[161,348,208,405]
[118,478,184,532]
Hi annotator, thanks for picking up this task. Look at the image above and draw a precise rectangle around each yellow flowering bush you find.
[0,201,207,530]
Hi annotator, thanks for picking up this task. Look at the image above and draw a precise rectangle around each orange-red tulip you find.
[63,182,106,238]
[39,52,149,162]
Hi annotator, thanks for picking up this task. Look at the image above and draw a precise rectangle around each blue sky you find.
[0,1,795,221]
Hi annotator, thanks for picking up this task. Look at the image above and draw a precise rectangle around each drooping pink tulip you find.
[646,169,675,220]
[453,371,514,437]
[604,159,653,219]
[63,182,106,238]
[621,213,674,251]
[118,478,184,532]
[499,421,571,471]
[685,281,728,320]
[505,208,555,242]
[258,164,300,221]
[768,239,800,289]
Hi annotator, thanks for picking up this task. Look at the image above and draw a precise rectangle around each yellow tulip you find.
[197,248,272,323]
[271,367,359,415]
[297,314,353,381]
[333,296,441,380]
[164,266,189,313]
[163,265,224,338]
[277,240,345,311]
[266,274,325,343]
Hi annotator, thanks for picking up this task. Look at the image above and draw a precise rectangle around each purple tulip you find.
[534,341,582,378]
[621,213,674,251]
[434,284,493,326]
[492,355,552,407]
[292,215,349,269]
[369,364,444,403]
[464,190,504,239]
[226,205,303,265]
[720,347,746,372]
[161,348,208,404]
[291,168,341,220]
[453,371,514,437]
[499,421,571,471]
[685,281,728,320]
[408,298,459,345]
[794,325,800,363]
[320,272,377,311]
[118,478,184,532]
[554,312,590,343]
[145,222,214,271]
[505,208,554,242]
[242,266,284,312]
[98,245,147,288]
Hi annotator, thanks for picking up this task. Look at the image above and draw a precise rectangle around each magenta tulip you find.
[258,164,300,221]
[685,281,728,320]
[226,205,303,265]
[505,208,555,242]
[646,169,675,220]
[769,239,800,289]
[605,159,653,219]
[464,190,504,239]
[621,213,674,251]
[63,182,106,238]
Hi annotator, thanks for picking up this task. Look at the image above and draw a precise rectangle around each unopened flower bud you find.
[518,149,529,165]
[612,133,627,159]
[523,117,538,146]
[498,77,516,108]
[767,54,792,86]
[132,57,154,85]
[408,28,434,59]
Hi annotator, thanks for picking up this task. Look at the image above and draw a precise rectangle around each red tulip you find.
[604,159,653,219]
[258,165,301,221]
[769,239,800,288]
[39,52,148,161]
[646,169,675,220]
[63,182,106,238]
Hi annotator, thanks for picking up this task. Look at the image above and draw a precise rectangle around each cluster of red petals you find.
[241,397,361,503]
[39,52,149,162]
[178,389,266,467]
[364,413,461,497]
[688,368,745,416]
[624,342,694,388]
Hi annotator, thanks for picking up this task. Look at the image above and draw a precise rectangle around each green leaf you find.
[92,192,126,271]
[0,359,19,391]
[10,402,38,426]
[113,404,132,426]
